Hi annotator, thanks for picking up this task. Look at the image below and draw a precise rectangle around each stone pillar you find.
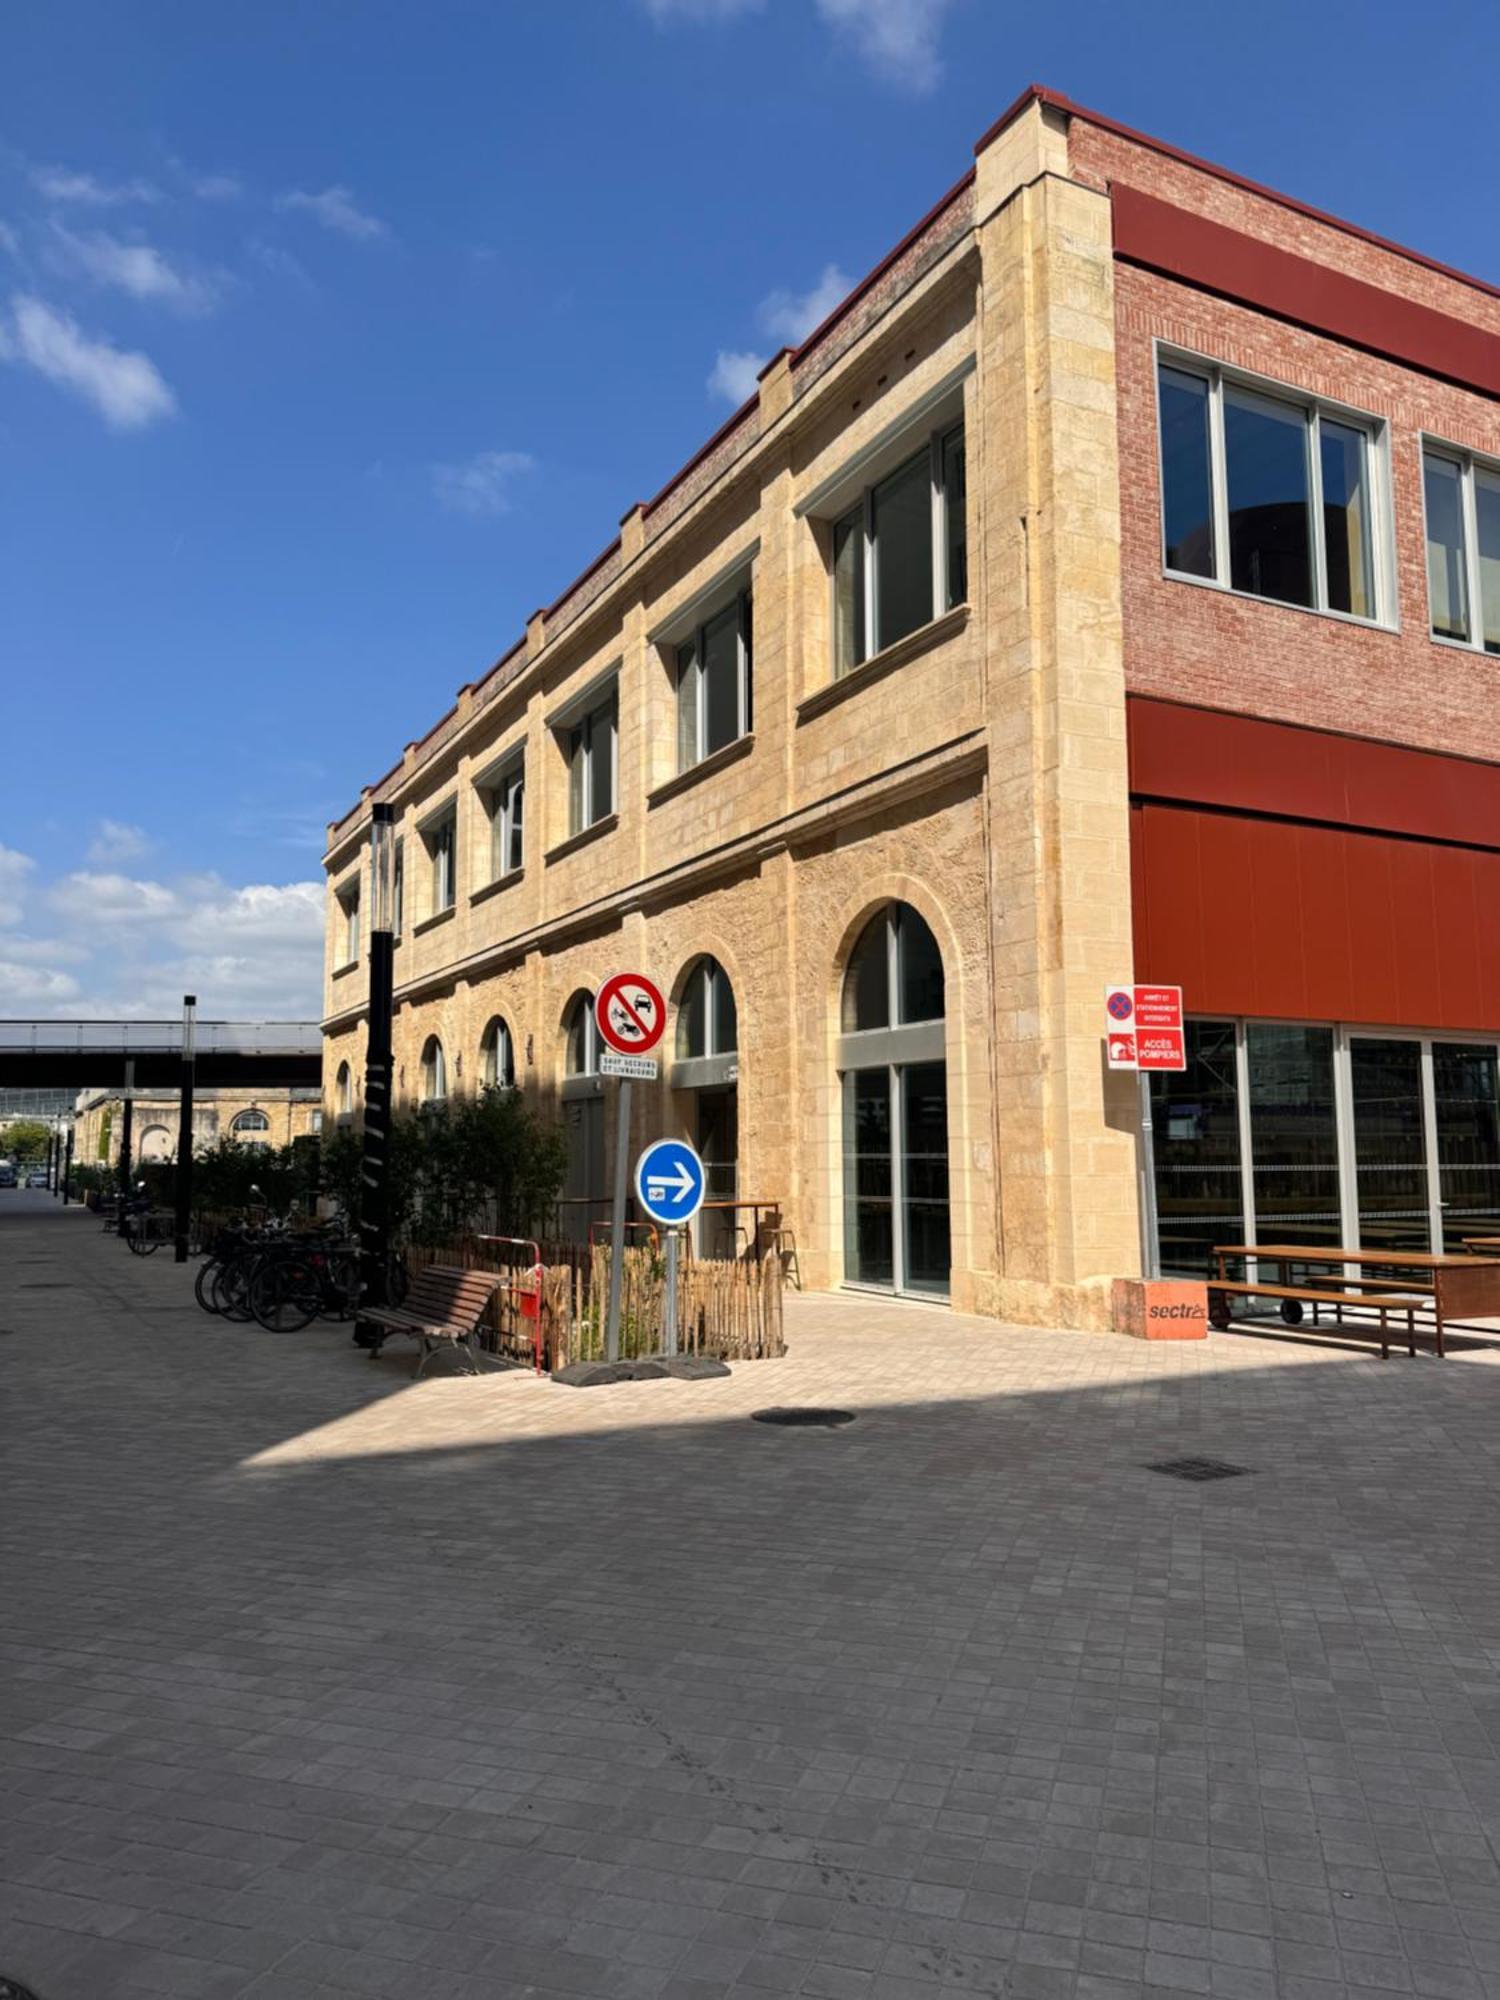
[975,108,1142,1329]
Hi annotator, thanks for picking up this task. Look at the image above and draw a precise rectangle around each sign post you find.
[635,1137,707,1357]
[1104,985,1184,1279]
[596,973,666,1362]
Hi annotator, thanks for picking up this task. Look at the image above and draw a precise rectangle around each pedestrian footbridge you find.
[0,1019,322,1092]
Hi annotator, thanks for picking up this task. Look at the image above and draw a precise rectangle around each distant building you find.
[74,1086,322,1165]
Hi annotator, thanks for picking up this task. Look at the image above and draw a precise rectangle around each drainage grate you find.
[1146,1456,1251,1483]
[752,1407,855,1428]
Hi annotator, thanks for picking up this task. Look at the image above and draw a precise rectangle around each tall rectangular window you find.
[1424,446,1500,654]
[1158,365,1215,577]
[566,690,617,836]
[829,418,967,676]
[336,881,360,965]
[392,840,404,940]
[481,760,524,881]
[1157,356,1385,622]
[676,591,751,772]
[424,810,456,915]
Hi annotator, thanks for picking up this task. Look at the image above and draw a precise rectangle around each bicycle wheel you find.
[213,1256,256,1322]
[194,1259,223,1314]
[250,1258,321,1333]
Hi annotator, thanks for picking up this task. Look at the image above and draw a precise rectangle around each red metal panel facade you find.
[1111,183,1500,399]
[1128,700,1500,1033]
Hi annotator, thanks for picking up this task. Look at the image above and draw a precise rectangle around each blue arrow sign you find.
[634,1137,706,1227]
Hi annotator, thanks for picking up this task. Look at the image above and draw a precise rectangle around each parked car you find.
[0,1164,16,1188]
[26,1170,49,1189]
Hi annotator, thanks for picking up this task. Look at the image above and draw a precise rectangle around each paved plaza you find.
[3,1197,1500,2000]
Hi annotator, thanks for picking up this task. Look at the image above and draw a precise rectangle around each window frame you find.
[481,1016,516,1090]
[1154,342,1394,631]
[334,875,361,968]
[420,804,458,917]
[565,689,618,838]
[420,1035,447,1106]
[476,751,525,886]
[676,591,752,773]
[676,957,738,1061]
[563,993,601,1079]
[831,418,968,676]
[391,838,404,941]
[1420,436,1500,656]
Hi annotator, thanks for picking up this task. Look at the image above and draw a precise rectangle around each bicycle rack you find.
[477,1236,545,1373]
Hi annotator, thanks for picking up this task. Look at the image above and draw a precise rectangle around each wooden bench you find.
[1206,1279,1430,1358]
[359,1264,503,1378]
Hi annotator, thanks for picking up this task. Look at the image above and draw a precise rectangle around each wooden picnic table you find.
[1213,1243,1500,1358]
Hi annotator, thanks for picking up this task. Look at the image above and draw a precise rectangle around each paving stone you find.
[4,1205,1500,2000]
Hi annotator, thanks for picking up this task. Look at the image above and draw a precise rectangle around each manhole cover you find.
[752,1407,855,1428]
[1146,1456,1251,1482]
[1,1977,44,1999]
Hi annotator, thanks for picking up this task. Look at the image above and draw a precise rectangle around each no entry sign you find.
[595,971,666,1057]
[1105,985,1185,1071]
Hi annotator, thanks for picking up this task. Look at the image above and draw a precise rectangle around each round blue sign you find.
[635,1138,706,1226]
[1107,990,1135,1021]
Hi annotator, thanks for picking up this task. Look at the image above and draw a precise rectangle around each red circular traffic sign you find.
[595,972,666,1056]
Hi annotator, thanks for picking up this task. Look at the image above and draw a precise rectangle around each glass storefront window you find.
[1350,1037,1431,1254]
[1433,1043,1500,1242]
[1150,1019,1244,1276]
[1247,1023,1340,1250]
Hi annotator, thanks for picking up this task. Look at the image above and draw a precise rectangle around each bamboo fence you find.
[408,1235,784,1370]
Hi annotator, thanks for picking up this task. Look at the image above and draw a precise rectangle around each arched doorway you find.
[838,902,950,1296]
[672,956,739,1258]
[560,993,604,1242]
[138,1124,172,1162]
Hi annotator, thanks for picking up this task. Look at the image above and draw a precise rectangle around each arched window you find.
[676,957,738,1060]
[563,993,600,1077]
[839,902,949,1298]
[335,1062,353,1118]
[231,1108,271,1134]
[481,1016,516,1090]
[138,1124,172,1162]
[842,904,944,1032]
[421,1035,447,1104]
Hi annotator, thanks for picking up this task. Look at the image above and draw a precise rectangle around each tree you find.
[2,1119,52,1164]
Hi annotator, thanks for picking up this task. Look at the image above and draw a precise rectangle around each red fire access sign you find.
[1105,985,1185,1071]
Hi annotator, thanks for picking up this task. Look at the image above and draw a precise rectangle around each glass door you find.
[1432,1043,1500,1248]
[1349,1037,1431,1254]
[843,1062,949,1296]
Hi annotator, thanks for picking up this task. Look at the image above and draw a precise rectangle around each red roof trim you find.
[787,165,976,368]
[640,400,758,521]
[543,537,623,620]
[985,84,1500,305]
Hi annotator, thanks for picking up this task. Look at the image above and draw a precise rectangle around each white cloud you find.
[0,961,80,1005]
[277,185,388,243]
[706,349,765,404]
[30,165,161,206]
[0,846,35,927]
[758,262,851,344]
[813,0,954,91]
[50,872,180,925]
[707,263,852,402]
[86,820,152,866]
[641,0,764,16]
[46,224,222,315]
[1,294,176,431]
[2,872,324,1019]
[431,449,536,518]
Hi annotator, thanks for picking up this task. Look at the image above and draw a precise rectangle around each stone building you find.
[74,1087,322,1166]
[323,87,1500,1327]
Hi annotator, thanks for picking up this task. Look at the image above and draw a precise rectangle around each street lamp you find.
[359,802,395,1315]
[174,994,197,1263]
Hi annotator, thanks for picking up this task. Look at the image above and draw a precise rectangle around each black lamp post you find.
[359,802,395,1314]
[174,994,196,1263]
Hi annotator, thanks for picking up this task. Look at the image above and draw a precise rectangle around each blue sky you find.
[3,0,1497,1020]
